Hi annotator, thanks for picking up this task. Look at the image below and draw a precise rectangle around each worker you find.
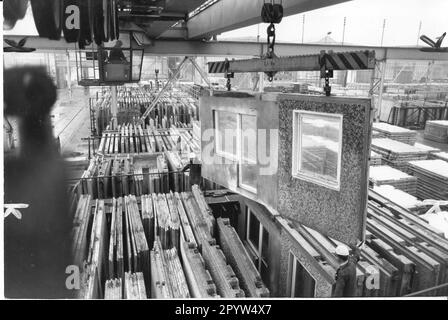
[108,40,127,62]
[182,152,201,187]
[332,243,361,297]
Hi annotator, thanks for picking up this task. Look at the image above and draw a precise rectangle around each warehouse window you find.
[214,110,238,159]
[246,208,269,284]
[292,111,343,190]
[287,251,316,297]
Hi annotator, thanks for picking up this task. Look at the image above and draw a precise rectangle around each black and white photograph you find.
[1,0,448,305]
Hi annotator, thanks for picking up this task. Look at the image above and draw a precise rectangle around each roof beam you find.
[186,0,350,40]
[4,36,448,61]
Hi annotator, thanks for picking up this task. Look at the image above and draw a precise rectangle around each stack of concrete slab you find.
[181,191,245,298]
[180,240,219,298]
[414,143,440,154]
[371,138,429,172]
[79,155,173,199]
[366,190,448,296]
[71,195,92,268]
[217,218,270,297]
[72,186,254,299]
[372,122,418,145]
[150,239,190,298]
[372,185,429,214]
[424,120,448,143]
[166,151,191,192]
[97,126,199,156]
[93,86,198,135]
[104,278,122,300]
[432,152,448,162]
[124,272,147,299]
[290,189,448,297]
[408,160,448,200]
[123,196,151,290]
[108,198,124,280]
[79,199,108,299]
[370,151,382,166]
[369,165,418,196]
[153,193,180,250]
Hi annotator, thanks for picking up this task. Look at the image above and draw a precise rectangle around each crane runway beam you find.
[208,51,376,74]
[4,36,448,61]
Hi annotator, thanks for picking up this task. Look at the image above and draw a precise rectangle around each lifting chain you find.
[320,51,334,96]
[261,1,283,82]
[226,74,232,91]
[266,23,276,58]
[224,58,234,91]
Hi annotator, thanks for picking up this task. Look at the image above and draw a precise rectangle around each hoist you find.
[208,1,375,96]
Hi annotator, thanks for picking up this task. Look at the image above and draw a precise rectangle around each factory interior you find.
[2,0,448,300]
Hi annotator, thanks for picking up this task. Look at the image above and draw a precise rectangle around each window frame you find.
[287,251,317,297]
[292,110,343,191]
[238,114,258,193]
[214,110,258,194]
[214,110,239,161]
[246,208,269,274]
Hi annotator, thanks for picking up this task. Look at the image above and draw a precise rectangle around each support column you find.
[376,60,387,122]
[111,85,118,129]
[66,50,72,99]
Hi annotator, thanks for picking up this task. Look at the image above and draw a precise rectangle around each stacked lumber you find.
[124,272,147,299]
[369,165,418,196]
[104,278,122,300]
[424,120,448,143]
[370,151,382,166]
[371,138,429,172]
[432,152,448,162]
[217,218,270,297]
[372,123,417,145]
[407,160,448,200]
